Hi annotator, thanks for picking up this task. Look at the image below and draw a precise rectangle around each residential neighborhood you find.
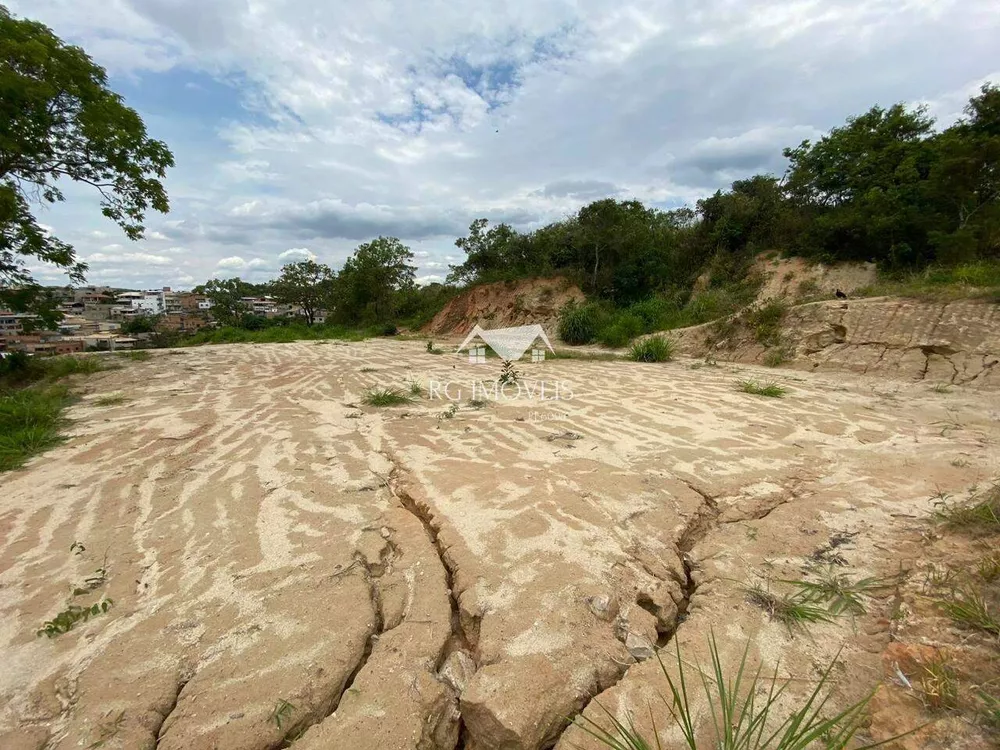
[0,285,318,356]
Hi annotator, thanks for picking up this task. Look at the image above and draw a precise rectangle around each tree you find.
[270,260,334,325]
[120,314,158,335]
[447,219,519,285]
[336,237,416,322]
[202,278,253,326]
[0,6,174,323]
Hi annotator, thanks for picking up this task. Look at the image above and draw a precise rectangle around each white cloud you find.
[7,0,1000,290]
[277,248,317,262]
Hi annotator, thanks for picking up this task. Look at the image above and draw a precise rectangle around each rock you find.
[586,594,618,622]
[624,632,655,661]
[439,650,476,694]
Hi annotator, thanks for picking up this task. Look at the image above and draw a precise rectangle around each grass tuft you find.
[361,387,413,407]
[628,336,674,363]
[937,587,1000,637]
[934,485,1000,533]
[573,631,910,750]
[736,379,788,398]
[917,655,959,712]
[94,393,128,407]
[745,583,835,632]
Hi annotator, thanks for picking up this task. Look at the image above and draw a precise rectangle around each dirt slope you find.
[422,277,584,338]
[1,342,998,749]
[670,297,1000,387]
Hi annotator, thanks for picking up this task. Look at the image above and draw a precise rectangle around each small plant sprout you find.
[498,360,520,385]
[426,340,434,353]
[918,655,959,712]
[407,380,423,397]
[468,399,488,409]
[736,379,788,398]
[779,569,899,617]
[270,699,295,730]
[37,598,114,637]
[440,403,459,420]
[361,387,413,407]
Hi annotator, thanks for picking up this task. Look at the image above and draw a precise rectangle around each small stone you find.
[586,594,618,622]
[625,632,655,661]
[439,650,476,694]
[379,526,391,539]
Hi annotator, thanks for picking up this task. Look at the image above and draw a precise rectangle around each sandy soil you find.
[1,341,998,749]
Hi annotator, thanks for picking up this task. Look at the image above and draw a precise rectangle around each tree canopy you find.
[0,5,174,323]
[271,260,335,325]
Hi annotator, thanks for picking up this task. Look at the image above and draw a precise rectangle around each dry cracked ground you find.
[1,341,999,749]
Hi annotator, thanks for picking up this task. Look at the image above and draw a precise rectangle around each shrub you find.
[628,335,674,362]
[598,312,644,348]
[745,298,788,346]
[736,379,787,397]
[559,303,608,345]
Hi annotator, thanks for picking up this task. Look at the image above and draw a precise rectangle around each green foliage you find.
[270,260,335,325]
[37,597,114,637]
[270,699,295,730]
[0,385,70,471]
[745,583,836,631]
[117,350,151,362]
[179,323,370,346]
[361,387,413,407]
[937,586,1000,637]
[558,302,609,344]
[934,485,1000,533]
[498,360,520,385]
[1,6,173,320]
[120,315,158,335]
[1,353,103,388]
[628,336,674,363]
[201,278,259,326]
[575,632,904,750]
[736,379,788,398]
[856,260,1000,301]
[778,570,898,617]
[598,312,644,348]
[745,298,788,346]
[335,236,416,323]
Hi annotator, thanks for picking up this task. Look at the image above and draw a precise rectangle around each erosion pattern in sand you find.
[1,341,998,750]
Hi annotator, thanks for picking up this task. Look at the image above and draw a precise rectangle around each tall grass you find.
[574,633,905,750]
[856,260,1000,301]
[0,386,72,471]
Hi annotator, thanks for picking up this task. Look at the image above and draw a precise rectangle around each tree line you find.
[447,85,1000,305]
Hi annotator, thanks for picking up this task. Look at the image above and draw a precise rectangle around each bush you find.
[628,335,674,362]
[627,296,676,330]
[598,312,644,348]
[559,303,608,345]
[745,298,788,346]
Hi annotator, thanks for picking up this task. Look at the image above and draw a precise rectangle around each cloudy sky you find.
[12,0,1000,290]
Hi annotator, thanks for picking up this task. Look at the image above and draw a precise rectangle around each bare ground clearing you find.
[1,341,998,749]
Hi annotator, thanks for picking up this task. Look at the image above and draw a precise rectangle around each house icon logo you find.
[457,324,555,364]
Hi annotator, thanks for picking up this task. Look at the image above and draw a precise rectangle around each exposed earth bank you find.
[0,342,998,749]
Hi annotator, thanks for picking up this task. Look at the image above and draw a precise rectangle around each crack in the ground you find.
[377,459,474,749]
[154,673,192,747]
[552,479,720,749]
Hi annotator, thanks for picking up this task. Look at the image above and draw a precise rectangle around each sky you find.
[11,0,1000,291]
